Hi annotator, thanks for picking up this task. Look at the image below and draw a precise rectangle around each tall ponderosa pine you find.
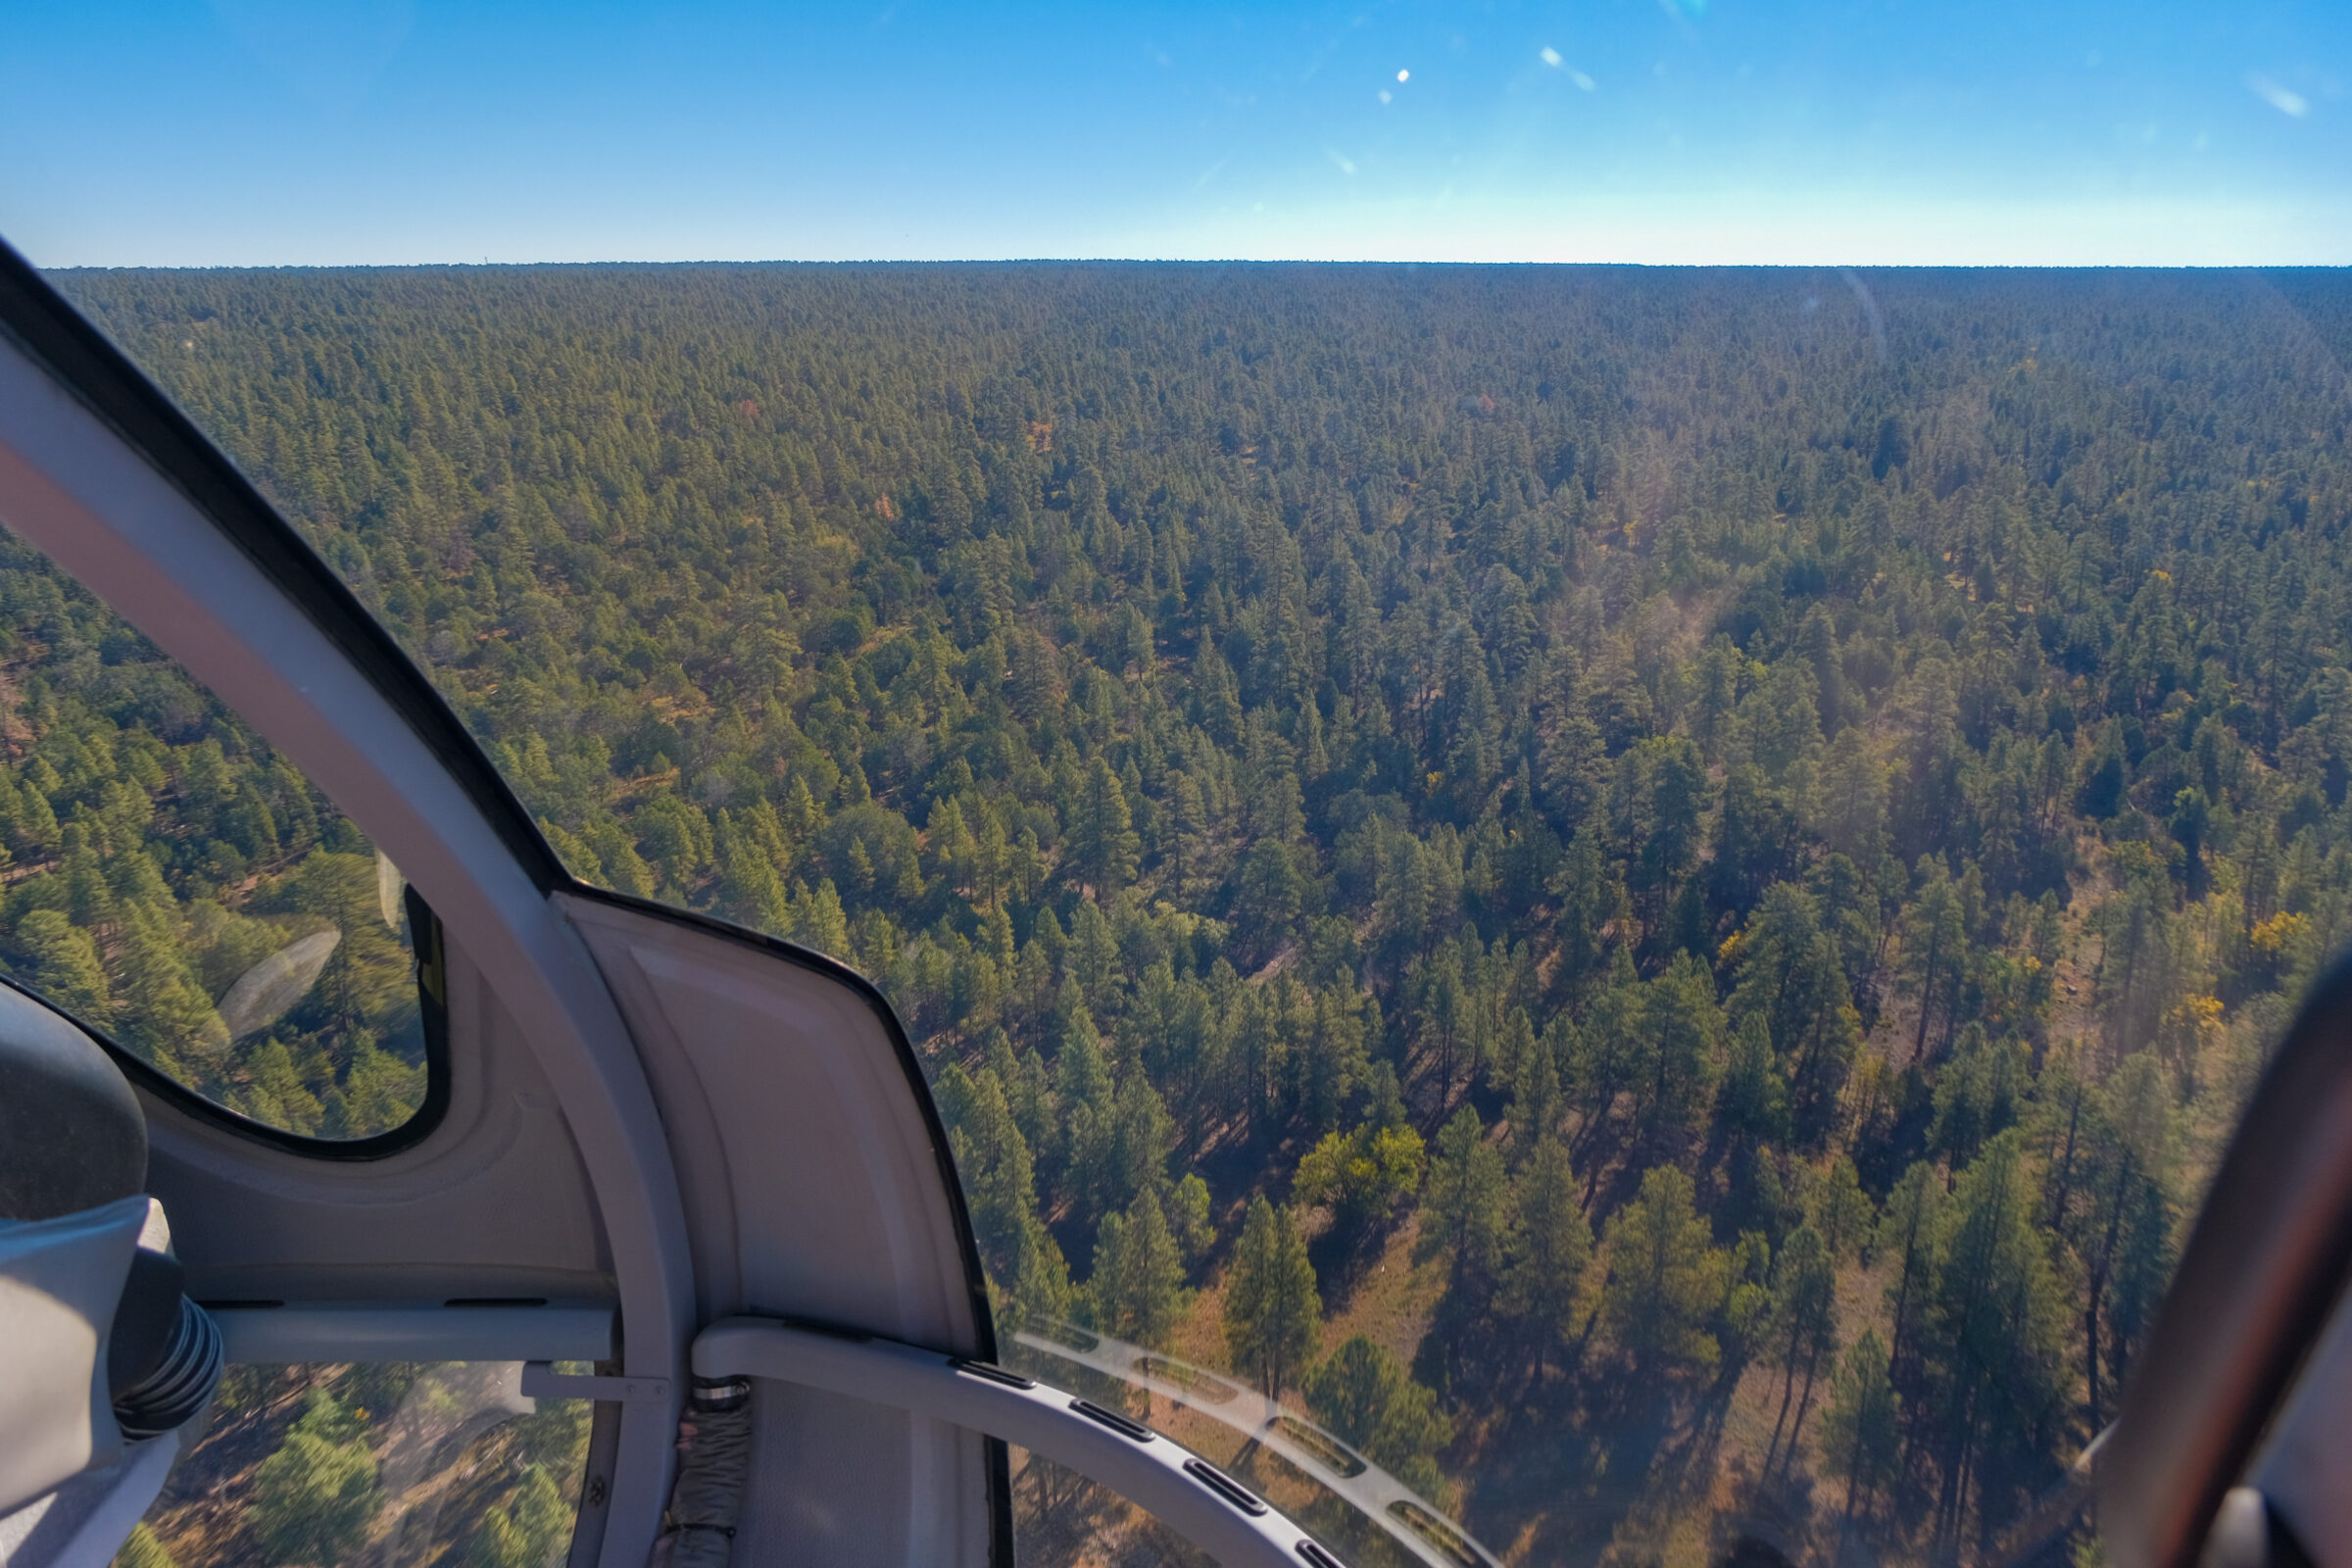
[1597,1165,1729,1377]
[1091,1189,1188,1350]
[1496,1138,1593,1381]
[1223,1196,1321,1401]
[1065,755,1141,899]
[1819,1329,1902,1526]
[1305,1335,1453,1495]
[1415,1107,1508,1298]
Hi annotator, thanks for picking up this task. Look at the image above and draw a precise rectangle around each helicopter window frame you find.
[0,240,558,1158]
[0,885,454,1160]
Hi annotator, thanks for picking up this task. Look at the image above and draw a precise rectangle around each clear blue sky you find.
[2,0,2346,267]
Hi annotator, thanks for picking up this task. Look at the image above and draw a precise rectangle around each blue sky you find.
[2,0,2346,267]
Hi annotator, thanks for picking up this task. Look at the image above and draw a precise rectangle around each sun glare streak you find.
[2245,72,2310,118]
[1540,47,1596,89]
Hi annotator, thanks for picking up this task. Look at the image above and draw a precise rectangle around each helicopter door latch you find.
[520,1361,673,1403]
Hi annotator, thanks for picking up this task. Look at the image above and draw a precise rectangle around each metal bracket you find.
[521,1362,671,1402]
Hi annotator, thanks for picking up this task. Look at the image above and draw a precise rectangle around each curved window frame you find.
[0,885,454,1160]
[0,237,546,1158]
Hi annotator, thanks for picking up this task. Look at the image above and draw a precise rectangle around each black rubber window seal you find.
[0,886,452,1161]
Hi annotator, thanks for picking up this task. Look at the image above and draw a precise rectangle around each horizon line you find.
[38,257,2352,272]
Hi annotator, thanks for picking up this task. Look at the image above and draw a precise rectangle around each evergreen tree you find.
[1914,1130,2072,1544]
[1065,756,1141,898]
[1597,1165,1729,1377]
[1762,1222,1838,1476]
[1900,860,1969,1061]
[250,1392,382,1566]
[1168,1172,1217,1262]
[1305,1335,1453,1494]
[1091,1189,1188,1350]
[1632,953,1721,1162]
[117,902,229,1069]
[1415,1107,1507,1298]
[1819,1329,1902,1526]
[19,908,112,1022]
[469,1464,570,1568]
[1809,1155,1878,1262]
[1495,1138,1593,1380]
[1223,1196,1321,1400]
[1714,1014,1789,1157]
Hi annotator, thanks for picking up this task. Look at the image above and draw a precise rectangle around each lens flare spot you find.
[1396,68,1409,82]
[1541,46,1561,67]
[2245,72,2309,119]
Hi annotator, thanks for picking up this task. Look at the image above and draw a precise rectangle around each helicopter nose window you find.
[0,521,439,1145]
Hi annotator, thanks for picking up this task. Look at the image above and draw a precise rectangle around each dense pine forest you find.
[15,263,2352,1568]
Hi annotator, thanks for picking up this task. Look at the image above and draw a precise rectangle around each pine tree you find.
[19,908,112,1022]
[1900,859,1968,1061]
[1809,1154,1878,1262]
[1762,1222,1837,1476]
[1415,1107,1507,1298]
[938,1064,1045,1282]
[1066,756,1141,898]
[1506,1017,1564,1149]
[1715,1013,1789,1156]
[469,1463,569,1568]
[1168,1172,1217,1262]
[1914,1130,2072,1544]
[1223,1196,1321,1400]
[238,1037,325,1136]
[1819,1328,1902,1527]
[1496,1138,1593,1380]
[1632,953,1721,1162]
[1875,1159,1943,1367]
[117,901,229,1070]
[1305,1335,1452,1494]
[2077,1053,2175,1429]
[790,878,851,957]
[1092,1189,1188,1350]
[336,1036,423,1138]
[250,1392,381,1566]
[1597,1164,1728,1376]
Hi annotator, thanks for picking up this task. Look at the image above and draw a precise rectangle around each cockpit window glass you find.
[129,1361,593,1568]
[47,244,2352,1568]
[47,252,2352,1568]
[0,522,433,1142]
[16,0,2351,1558]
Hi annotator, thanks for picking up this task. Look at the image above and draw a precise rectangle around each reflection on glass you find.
[0,527,427,1138]
[1009,1446,1215,1568]
[1006,1317,1493,1568]
[124,1362,590,1568]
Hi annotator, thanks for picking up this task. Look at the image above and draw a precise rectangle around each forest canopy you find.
[27,261,2352,1567]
